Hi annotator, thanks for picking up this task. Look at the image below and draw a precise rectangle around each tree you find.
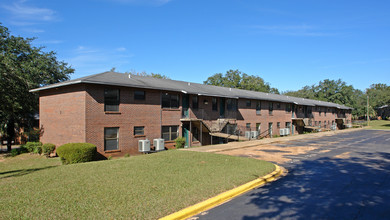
[283,79,365,118]
[0,24,74,151]
[125,69,170,79]
[204,69,279,94]
[366,83,390,108]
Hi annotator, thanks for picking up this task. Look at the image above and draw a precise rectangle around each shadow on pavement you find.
[242,152,390,219]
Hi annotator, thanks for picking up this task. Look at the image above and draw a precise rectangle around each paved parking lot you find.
[191,130,390,219]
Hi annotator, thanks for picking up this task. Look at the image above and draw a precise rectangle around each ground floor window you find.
[104,127,119,151]
[162,126,178,141]
[134,126,144,136]
[192,126,199,142]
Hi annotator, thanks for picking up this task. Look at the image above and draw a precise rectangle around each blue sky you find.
[1,0,389,92]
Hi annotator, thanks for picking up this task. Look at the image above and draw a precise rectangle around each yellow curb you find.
[159,164,283,220]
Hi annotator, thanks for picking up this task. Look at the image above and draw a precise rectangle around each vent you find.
[153,138,165,151]
[138,140,150,152]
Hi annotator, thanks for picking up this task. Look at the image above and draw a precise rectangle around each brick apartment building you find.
[30,71,352,157]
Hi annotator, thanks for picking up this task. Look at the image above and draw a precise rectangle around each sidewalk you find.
[184,128,364,153]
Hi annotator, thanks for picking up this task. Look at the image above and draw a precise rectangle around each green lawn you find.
[0,150,274,219]
[366,120,390,130]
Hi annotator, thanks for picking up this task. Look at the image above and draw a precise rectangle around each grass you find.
[0,150,275,219]
[365,120,390,130]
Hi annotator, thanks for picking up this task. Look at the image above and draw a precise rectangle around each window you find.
[256,123,261,132]
[285,104,291,112]
[246,100,251,107]
[276,103,281,109]
[277,122,280,128]
[134,126,144,136]
[227,99,237,111]
[212,97,218,111]
[324,121,327,128]
[104,89,120,112]
[162,92,179,108]
[246,123,251,129]
[134,90,145,100]
[256,101,261,115]
[315,121,318,126]
[332,109,335,115]
[269,102,273,115]
[319,121,322,128]
[104,127,119,151]
[285,122,291,129]
[192,96,198,109]
[192,126,199,142]
[308,107,312,115]
[324,110,327,116]
[162,126,178,141]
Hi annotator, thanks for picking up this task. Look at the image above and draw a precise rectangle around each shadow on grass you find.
[0,165,58,179]
[240,151,390,219]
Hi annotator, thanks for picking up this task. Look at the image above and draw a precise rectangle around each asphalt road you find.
[194,130,390,220]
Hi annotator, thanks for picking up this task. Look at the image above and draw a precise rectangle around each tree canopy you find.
[125,69,170,79]
[0,24,74,150]
[204,69,279,94]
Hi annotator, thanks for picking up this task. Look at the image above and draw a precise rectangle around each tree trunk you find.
[6,118,15,152]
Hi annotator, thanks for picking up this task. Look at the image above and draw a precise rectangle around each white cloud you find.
[65,46,134,77]
[116,47,126,52]
[1,0,57,25]
[250,24,336,37]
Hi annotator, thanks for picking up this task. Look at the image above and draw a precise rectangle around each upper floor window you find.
[256,101,261,115]
[162,92,179,108]
[104,89,120,112]
[227,99,238,111]
[134,90,145,100]
[246,100,251,107]
[276,103,281,109]
[212,97,218,111]
[269,102,273,115]
[285,104,291,112]
[192,96,198,109]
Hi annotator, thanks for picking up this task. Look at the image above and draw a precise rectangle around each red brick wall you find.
[85,85,182,157]
[38,83,352,157]
[39,84,86,147]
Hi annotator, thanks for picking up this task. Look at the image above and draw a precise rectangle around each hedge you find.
[42,143,56,157]
[56,143,97,165]
[25,142,43,154]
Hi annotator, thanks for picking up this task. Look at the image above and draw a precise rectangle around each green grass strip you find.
[0,150,274,219]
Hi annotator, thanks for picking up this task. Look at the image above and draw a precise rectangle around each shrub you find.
[124,153,130,158]
[25,142,43,153]
[56,143,97,165]
[10,149,19,157]
[174,137,186,149]
[42,143,56,157]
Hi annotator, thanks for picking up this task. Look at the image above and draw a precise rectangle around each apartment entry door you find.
[182,123,190,147]
[219,98,225,118]
[182,94,189,118]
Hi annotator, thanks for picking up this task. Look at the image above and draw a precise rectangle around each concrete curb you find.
[159,164,284,220]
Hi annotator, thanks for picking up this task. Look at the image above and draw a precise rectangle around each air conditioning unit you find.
[251,131,259,139]
[138,139,150,152]
[280,129,286,136]
[285,128,290,135]
[153,138,165,151]
[245,131,251,140]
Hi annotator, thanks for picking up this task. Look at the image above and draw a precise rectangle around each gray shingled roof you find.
[30,71,352,110]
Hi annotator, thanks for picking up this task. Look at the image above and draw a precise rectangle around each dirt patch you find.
[218,144,319,164]
[334,152,351,159]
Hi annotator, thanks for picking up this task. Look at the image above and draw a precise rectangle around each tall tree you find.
[204,69,279,94]
[283,79,365,118]
[366,83,390,108]
[125,69,170,79]
[0,24,74,151]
